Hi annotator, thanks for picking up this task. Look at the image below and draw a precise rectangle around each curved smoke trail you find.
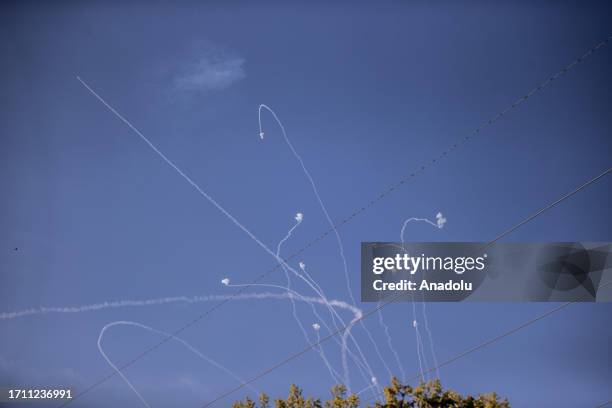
[399,214,446,381]
[313,326,343,384]
[223,280,372,387]
[259,104,390,392]
[98,320,259,408]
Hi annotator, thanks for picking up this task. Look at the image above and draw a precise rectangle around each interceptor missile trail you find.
[0,292,360,321]
[98,321,259,408]
[400,214,446,381]
[258,104,389,392]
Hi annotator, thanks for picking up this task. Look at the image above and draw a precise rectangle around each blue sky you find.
[1,1,611,407]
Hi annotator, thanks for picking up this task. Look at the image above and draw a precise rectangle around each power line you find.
[486,168,611,246]
[362,284,612,405]
[200,167,611,407]
[62,35,611,407]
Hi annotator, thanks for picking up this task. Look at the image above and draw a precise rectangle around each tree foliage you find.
[232,378,510,408]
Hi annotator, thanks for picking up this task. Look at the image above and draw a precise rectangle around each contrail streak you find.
[98,321,259,408]
[275,217,312,351]
[376,302,406,381]
[412,319,426,383]
[258,104,354,301]
[372,215,446,383]
[0,292,360,321]
[259,104,388,392]
[224,280,367,386]
[421,300,441,380]
[399,214,446,381]
[77,77,276,268]
[271,215,368,384]
[313,326,343,384]
[224,276,375,391]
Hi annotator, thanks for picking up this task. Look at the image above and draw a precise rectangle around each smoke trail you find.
[411,319,426,383]
[98,321,259,408]
[98,322,150,407]
[294,261,353,386]
[399,215,445,239]
[370,215,446,383]
[421,296,441,380]
[275,215,312,349]
[222,280,346,383]
[356,377,378,396]
[259,104,390,391]
[223,279,374,390]
[271,214,367,385]
[312,324,343,385]
[400,214,446,381]
[376,302,406,381]
[417,214,445,380]
[258,104,356,300]
[0,292,362,321]
[292,261,377,396]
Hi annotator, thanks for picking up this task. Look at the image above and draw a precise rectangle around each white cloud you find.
[174,47,245,93]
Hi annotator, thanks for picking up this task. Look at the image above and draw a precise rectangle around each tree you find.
[325,385,359,408]
[373,378,510,407]
[232,378,510,407]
